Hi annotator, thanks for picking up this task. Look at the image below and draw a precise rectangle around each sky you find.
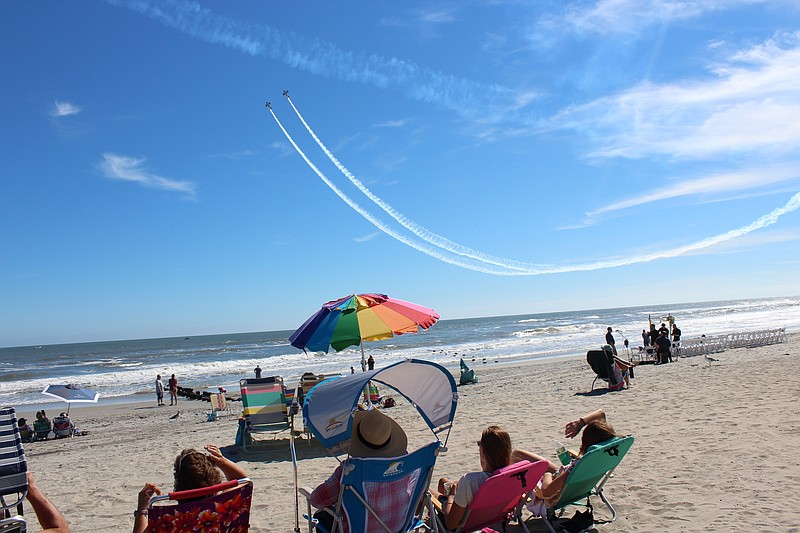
[2,0,800,347]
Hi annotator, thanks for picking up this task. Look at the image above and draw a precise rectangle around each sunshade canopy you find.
[41,384,99,404]
[289,293,439,353]
[302,359,457,455]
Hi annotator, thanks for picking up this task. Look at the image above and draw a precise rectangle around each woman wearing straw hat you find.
[308,409,408,532]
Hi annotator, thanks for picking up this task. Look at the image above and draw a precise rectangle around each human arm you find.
[309,465,343,509]
[511,449,560,473]
[132,483,161,533]
[564,409,606,439]
[440,480,467,530]
[204,444,247,481]
[26,472,70,533]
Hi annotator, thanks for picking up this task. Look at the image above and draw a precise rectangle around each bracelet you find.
[133,509,148,517]
[579,417,586,427]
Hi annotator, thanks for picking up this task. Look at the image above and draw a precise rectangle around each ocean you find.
[2,296,798,407]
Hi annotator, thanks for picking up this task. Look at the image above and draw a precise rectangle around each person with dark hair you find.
[132,444,247,533]
[155,375,164,406]
[430,425,513,529]
[168,374,178,406]
[18,417,33,443]
[654,329,672,364]
[512,409,620,509]
[604,327,617,356]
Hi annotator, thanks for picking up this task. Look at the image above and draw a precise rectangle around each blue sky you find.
[3,0,800,347]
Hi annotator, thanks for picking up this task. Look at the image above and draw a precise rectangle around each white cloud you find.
[373,119,410,128]
[51,101,81,117]
[587,165,800,217]
[98,153,196,196]
[553,33,800,159]
[353,231,382,243]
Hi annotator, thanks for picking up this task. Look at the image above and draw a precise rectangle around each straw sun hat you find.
[349,408,408,458]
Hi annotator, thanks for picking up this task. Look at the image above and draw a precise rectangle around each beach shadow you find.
[574,388,620,397]
[219,437,328,464]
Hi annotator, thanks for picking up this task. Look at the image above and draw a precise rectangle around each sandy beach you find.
[16,333,799,532]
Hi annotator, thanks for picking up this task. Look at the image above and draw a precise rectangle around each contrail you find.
[105,0,514,119]
[284,93,542,272]
[266,104,528,275]
[271,101,800,275]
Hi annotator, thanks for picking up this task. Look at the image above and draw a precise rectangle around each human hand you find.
[204,444,225,465]
[137,483,161,510]
[564,418,585,439]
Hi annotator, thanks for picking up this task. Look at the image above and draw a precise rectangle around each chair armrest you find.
[429,491,444,513]
[298,486,313,499]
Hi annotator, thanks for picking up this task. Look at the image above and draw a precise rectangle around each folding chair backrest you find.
[586,350,612,380]
[239,377,288,427]
[210,393,222,413]
[32,419,51,441]
[459,459,549,532]
[339,441,440,533]
[552,436,635,511]
[0,407,28,517]
[147,478,252,532]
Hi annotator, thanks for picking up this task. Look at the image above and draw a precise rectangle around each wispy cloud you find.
[353,231,381,243]
[51,100,81,117]
[270,141,294,158]
[105,0,517,119]
[208,149,258,160]
[373,119,410,128]
[552,32,800,159]
[587,165,800,217]
[98,153,196,196]
[417,9,457,24]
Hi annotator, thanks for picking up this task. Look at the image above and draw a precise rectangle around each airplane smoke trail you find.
[266,104,528,276]
[105,0,513,120]
[272,101,800,275]
[284,94,542,272]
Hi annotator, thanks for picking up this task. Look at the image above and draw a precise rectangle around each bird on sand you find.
[169,411,181,420]
[704,354,719,366]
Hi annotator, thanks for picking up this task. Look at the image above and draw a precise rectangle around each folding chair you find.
[238,377,292,451]
[458,359,478,386]
[299,441,441,533]
[539,436,635,532]
[432,459,549,533]
[147,478,252,532]
[0,407,28,533]
[586,349,624,391]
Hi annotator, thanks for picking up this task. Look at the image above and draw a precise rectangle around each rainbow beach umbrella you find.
[289,293,440,367]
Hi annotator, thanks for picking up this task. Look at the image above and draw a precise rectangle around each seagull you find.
[704,354,719,366]
[169,411,181,420]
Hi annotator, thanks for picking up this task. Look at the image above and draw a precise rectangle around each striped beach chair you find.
[0,407,28,532]
[238,377,291,451]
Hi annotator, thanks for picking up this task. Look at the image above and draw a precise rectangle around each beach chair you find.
[147,478,252,532]
[299,441,441,533]
[208,392,233,421]
[52,416,72,438]
[586,349,624,391]
[238,377,292,451]
[32,418,51,442]
[431,459,549,533]
[538,436,635,532]
[458,359,478,386]
[0,408,28,533]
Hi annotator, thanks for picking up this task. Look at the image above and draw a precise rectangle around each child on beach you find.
[429,425,513,530]
[512,409,619,513]
[132,444,248,533]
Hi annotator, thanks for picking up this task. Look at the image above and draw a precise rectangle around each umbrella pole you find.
[290,414,300,532]
[360,342,366,372]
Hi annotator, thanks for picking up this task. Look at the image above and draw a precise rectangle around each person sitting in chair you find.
[18,417,34,443]
[512,409,620,513]
[33,411,52,441]
[309,409,408,532]
[429,425,512,530]
[133,444,248,533]
[52,413,74,438]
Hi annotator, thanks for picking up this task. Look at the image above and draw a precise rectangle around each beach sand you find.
[17,333,799,532]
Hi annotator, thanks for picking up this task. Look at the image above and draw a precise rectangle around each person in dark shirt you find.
[605,327,617,356]
[654,331,672,364]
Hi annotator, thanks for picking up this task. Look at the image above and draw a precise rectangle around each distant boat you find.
[184,337,190,340]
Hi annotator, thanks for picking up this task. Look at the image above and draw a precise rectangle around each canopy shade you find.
[302,359,457,455]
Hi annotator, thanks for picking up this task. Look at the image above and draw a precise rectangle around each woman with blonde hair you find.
[430,425,513,529]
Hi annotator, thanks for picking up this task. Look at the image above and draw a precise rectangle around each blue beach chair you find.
[0,407,28,533]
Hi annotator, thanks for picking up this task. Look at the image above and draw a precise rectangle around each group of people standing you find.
[155,374,179,406]
[641,321,681,364]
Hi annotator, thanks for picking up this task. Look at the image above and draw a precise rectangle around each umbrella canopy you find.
[302,359,457,455]
[42,384,99,405]
[289,293,439,354]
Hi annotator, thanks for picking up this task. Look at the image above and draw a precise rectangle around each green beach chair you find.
[541,435,635,532]
[238,376,292,452]
[458,358,478,386]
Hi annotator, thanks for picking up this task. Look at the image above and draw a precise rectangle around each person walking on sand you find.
[254,365,262,379]
[168,374,178,406]
[155,374,165,406]
[367,354,375,371]
[605,327,617,356]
